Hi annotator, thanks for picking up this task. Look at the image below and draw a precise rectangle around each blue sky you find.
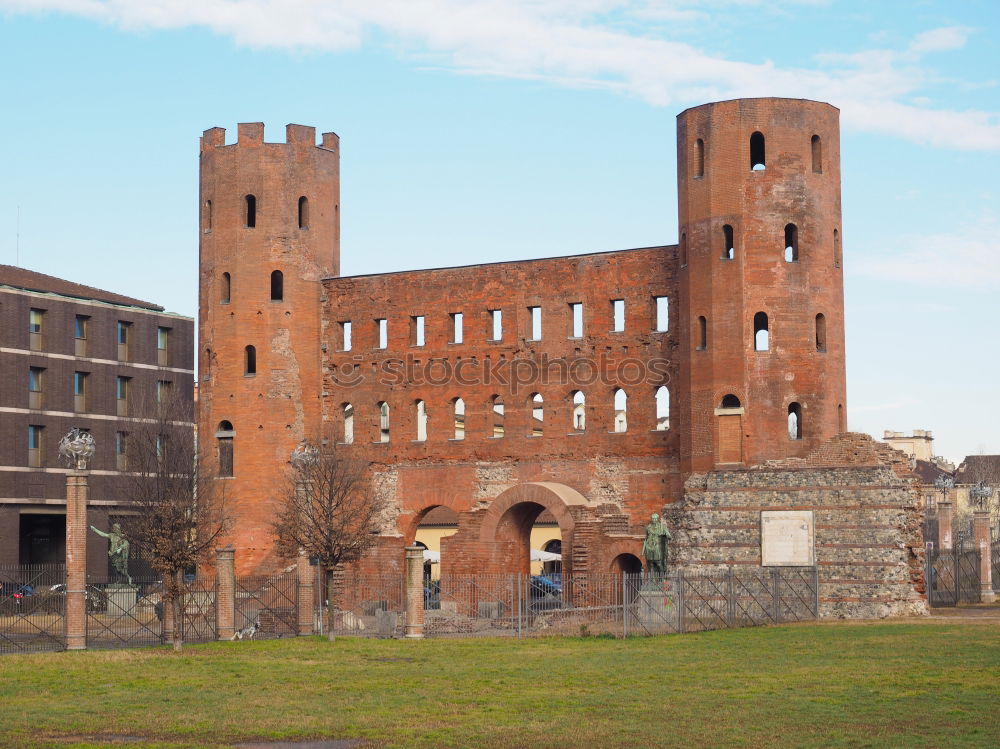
[0,0,997,463]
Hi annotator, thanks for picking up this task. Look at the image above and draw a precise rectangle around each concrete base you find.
[983,590,997,604]
[106,584,138,615]
[635,589,679,631]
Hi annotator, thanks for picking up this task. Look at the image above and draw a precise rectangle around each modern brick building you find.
[199,98,853,577]
[0,266,194,574]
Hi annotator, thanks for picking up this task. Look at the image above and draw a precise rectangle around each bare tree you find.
[273,441,390,640]
[115,388,228,651]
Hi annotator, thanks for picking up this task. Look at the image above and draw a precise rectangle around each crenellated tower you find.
[676,98,847,473]
[198,123,340,573]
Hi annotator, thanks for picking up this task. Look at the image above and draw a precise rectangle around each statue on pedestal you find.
[90,522,132,584]
[642,513,672,579]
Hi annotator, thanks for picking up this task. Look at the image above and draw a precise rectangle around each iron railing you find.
[235,572,297,639]
[0,563,66,654]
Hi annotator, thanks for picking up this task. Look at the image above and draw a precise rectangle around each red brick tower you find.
[676,98,847,473]
[198,123,339,573]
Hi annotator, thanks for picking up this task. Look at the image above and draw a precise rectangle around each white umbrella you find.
[531,549,562,562]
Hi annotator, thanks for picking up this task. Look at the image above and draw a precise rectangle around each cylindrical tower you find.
[676,98,846,473]
[199,123,340,573]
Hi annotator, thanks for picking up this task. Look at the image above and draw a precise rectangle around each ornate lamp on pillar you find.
[59,428,96,650]
[934,475,955,552]
[970,481,995,603]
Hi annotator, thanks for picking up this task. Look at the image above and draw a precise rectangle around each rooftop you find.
[954,455,1000,486]
[0,265,164,312]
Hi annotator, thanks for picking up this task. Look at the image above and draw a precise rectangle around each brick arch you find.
[403,503,460,545]
[478,482,589,541]
[600,539,645,572]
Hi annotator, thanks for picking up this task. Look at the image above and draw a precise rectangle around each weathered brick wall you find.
[671,433,927,618]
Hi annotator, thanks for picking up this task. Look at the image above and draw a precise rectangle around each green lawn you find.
[1,620,998,748]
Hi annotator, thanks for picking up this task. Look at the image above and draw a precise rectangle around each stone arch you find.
[404,503,461,545]
[479,482,588,542]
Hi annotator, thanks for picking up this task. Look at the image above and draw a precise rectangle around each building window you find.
[204,199,213,232]
[611,300,625,333]
[270,270,283,301]
[815,313,827,352]
[157,326,170,366]
[340,321,352,351]
[571,390,586,431]
[376,319,388,349]
[722,225,735,260]
[411,316,425,347]
[217,421,234,477]
[491,396,505,437]
[115,431,128,471]
[415,400,427,442]
[74,315,89,357]
[694,138,705,178]
[29,308,44,351]
[811,135,822,173]
[378,401,390,443]
[116,376,130,416]
[750,131,766,170]
[453,398,465,440]
[655,386,670,431]
[245,194,257,228]
[528,306,542,341]
[451,312,463,344]
[28,425,43,467]
[156,380,172,404]
[489,309,502,342]
[654,296,669,332]
[697,316,707,351]
[753,312,769,351]
[28,367,44,409]
[74,371,89,412]
[221,272,231,304]
[569,303,583,338]
[680,233,688,267]
[298,196,309,229]
[784,224,798,262]
[117,321,131,361]
[833,229,841,268]
[529,393,544,437]
[244,345,256,375]
[720,394,741,409]
[342,403,354,444]
[788,402,802,440]
[613,388,628,433]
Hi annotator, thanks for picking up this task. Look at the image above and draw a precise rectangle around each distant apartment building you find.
[0,265,194,575]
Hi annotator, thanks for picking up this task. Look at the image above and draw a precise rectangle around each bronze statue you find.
[90,522,131,584]
[642,513,671,578]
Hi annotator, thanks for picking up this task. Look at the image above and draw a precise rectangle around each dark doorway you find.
[19,513,65,565]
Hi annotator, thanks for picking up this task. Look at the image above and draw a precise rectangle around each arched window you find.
[694,138,705,178]
[244,345,256,375]
[270,270,283,301]
[491,395,505,437]
[342,403,354,444]
[204,200,213,231]
[753,312,769,351]
[722,224,734,260]
[298,196,309,229]
[697,316,707,351]
[453,398,465,440]
[788,402,802,440]
[680,233,688,267]
[811,135,822,173]
[784,224,798,262]
[245,194,257,228]
[216,420,234,478]
[720,394,741,409]
[378,401,390,443]
[221,272,231,304]
[838,403,844,432]
[815,313,827,352]
[833,229,841,268]
[613,388,628,433]
[571,390,586,431]
[655,386,669,431]
[415,400,427,442]
[529,393,544,437]
[750,131,766,170]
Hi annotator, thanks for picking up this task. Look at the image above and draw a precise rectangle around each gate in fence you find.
[926,547,981,607]
[235,572,297,639]
[0,564,66,654]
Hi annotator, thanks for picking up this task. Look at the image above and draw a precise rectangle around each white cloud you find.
[3,1,999,150]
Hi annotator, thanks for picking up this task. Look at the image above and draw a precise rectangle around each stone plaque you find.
[761,511,815,566]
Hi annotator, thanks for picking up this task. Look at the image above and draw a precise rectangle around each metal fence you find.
[327,574,406,638]
[235,572,298,639]
[0,563,66,654]
[926,546,981,607]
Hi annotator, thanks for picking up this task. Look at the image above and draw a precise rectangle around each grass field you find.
[1,619,998,748]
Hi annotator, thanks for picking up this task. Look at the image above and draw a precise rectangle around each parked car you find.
[0,583,34,614]
[530,574,562,597]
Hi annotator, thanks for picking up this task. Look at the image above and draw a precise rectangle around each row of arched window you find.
[716,394,808,441]
[692,312,828,352]
[679,225,841,267]
[692,132,823,177]
[337,386,671,444]
[203,195,310,231]
[219,270,284,305]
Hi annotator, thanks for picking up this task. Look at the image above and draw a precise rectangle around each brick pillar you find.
[974,510,995,603]
[404,545,425,639]
[215,547,236,640]
[937,501,953,551]
[297,549,315,636]
[65,472,88,650]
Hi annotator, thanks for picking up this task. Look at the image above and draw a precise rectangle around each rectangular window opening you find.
[411,315,425,347]
[569,303,583,338]
[612,299,625,332]
[450,312,463,344]
[655,296,669,332]
[340,321,352,351]
[529,306,542,341]
[28,425,43,467]
[490,309,502,342]
[376,318,388,350]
